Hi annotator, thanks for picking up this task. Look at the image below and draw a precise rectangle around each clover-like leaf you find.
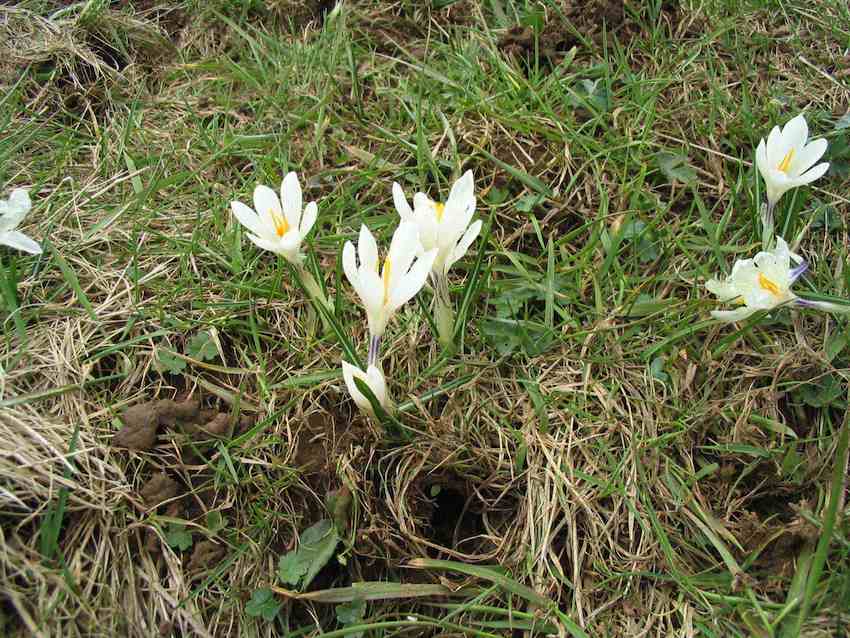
[336,598,366,637]
[276,519,340,590]
[656,152,697,185]
[156,348,186,375]
[245,588,281,622]
[277,550,310,587]
[165,523,193,552]
[187,331,218,362]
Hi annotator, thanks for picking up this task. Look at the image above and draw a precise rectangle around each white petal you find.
[792,138,828,175]
[706,277,739,302]
[253,184,281,228]
[793,162,829,187]
[342,361,370,411]
[231,201,266,237]
[448,170,474,204]
[359,268,385,318]
[366,364,388,408]
[281,172,303,230]
[9,188,31,211]
[0,188,32,232]
[246,232,282,254]
[342,241,360,290]
[445,218,482,273]
[387,222,420,289]
[412,192,434,215]
[755,139,769,179]
[300,201,318,236]
[711,307,758,322]
[765,125,783,161]
[389,248,436,311]
[392,182,414,221]
[0,230,42,254]
[783,114,808,150]
[358,225,379,274]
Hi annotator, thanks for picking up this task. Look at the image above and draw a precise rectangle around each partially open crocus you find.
[341,361,388,415]
[706,237,811,322]
[342,222,436,341]
[0,189,42,255]
[392,170,481,278]
[756,114,829,209]
[231,172,317,264]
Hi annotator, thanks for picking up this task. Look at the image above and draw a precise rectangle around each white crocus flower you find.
[230,172,317,265]
[756,114,829,209]
[706,237,808,322]
[341,361,388,415]
[392,170,481,277]
[0,189,42,255]
[343,222,437,341]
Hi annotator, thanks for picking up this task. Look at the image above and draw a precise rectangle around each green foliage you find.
[277,519,340,590]
[335,598,366,637]
[245,589,281,622]
[156,347,186,375]
[797,374,846,409]
[656,152,698,185]
[187,330,218,361]
[165,523,193,552]
[205,511,226,534]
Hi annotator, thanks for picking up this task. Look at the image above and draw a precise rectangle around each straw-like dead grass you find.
[2,0,849,636]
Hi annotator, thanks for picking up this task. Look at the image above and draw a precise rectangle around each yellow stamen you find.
[435,202,446,221]
[777,148,795,173]
[381,257,392,303]
[758,273,781,296]
[271,209,289,237]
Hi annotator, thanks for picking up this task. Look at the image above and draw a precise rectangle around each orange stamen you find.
[777,148,795,173]
[271,209,289,237]
[758,273,781,296]
[381,257,392,303]
[435,202,446,221]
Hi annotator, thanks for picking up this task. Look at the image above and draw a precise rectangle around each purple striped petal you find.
[790,262,808,283]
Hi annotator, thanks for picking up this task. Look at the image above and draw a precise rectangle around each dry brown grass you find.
[2,0,850,636]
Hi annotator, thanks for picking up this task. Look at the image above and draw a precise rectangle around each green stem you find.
[432,273,455,351]
[761,200,775,250]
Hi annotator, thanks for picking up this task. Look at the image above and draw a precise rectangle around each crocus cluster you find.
[230,171,480,418]
[340,172,480,415]
[707,113,847,322]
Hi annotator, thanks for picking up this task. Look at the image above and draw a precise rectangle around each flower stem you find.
[432,273,455,351]
[297,266,332,312]
[760,200,775,250]
[368,334,381,367]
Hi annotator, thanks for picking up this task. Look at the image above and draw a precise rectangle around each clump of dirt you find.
[498,25,569,66]
[499,0,683,68]
[187,540,226,574]
[113,398,199,450]
[269,0,337,31]
[140,472,180,509]
[732,502,819,590]
[112,398,243,451]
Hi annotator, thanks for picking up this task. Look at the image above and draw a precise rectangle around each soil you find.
[140,472,180,509]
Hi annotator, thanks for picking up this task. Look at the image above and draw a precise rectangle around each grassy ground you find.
[2,0,850,636]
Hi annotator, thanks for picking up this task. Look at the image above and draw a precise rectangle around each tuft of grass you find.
[1,0,849,636]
